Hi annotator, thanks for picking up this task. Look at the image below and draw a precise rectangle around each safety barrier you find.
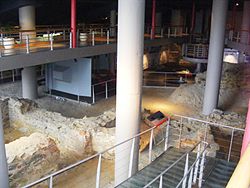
[183,43,209,59]
[227,29,250,45]
[22,114,243,187]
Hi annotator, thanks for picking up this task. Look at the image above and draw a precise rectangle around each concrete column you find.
[156,12,162,34]
[115,0,145,185]
[202,0,228,115]
[240,1,250,44]
[0,110,9,188]
[22,67,38,100]
[19,6,38,100]
[110,10,116,37]
[19,5,36,41]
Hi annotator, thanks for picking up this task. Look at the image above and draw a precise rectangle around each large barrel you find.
[3,38,15,49]
[79,33,88,42]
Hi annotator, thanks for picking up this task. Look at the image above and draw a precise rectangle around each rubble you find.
[169,62,244,110]
[201,109,246,134]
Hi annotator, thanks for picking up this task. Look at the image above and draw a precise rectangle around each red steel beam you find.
[151,0,156,39]
[71,0,77,48]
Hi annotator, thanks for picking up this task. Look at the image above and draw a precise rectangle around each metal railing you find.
[144,141,209,188]
[22,119,171,188]
[145,24,189,38]
[173,114,245,162]
[0,26,114,57]
[183,43,209,59]
[143,71,196,88]
[92,79,116,104]
[91,71,196,104]
[22,114,244,188]
[0,24,190,58]
[227,29,250,45]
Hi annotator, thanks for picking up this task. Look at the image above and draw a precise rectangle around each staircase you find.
[117,147,236,188]
[203,159,236,188]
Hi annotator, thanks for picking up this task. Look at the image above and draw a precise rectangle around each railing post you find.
[107,30,110,44]
[159,175,163,188]
[48,176,53,188]
[193,143,201,184]
[164,72,167,87]
[188,167,194,188]
[150,28,153,40]
[182,153,189,188]
[128,138,135,178]
[12,70,15,82]
[185,27,188,34]
[92,31,95,46]
[164,119,170,151]
[63,29,66,40]
[168,28,170,38]
[203,124,208,142]
[227,129,235,162]
[77,29,79,47]
[105,82,108,99]
[174,28,177,37]
[178,117,183,148]
[101,28,103,37]
[50,33,54,51]
[69,32,72,48]
[96,154,102,188]
[160,28,164,38]
[26,35,30,54]
[236,32,240,42]
[92,85,95,104]
[1,33,3,44]
[198,149,206,188]
[149,128,154,163]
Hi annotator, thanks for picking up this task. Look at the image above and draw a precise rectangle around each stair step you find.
[117,148,237,188]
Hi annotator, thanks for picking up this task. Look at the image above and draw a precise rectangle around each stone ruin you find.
[169,62,246,110]
[2,97,116,186]
[1,96,234,186]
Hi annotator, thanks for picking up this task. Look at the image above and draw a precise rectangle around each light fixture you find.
[235,2,239,6]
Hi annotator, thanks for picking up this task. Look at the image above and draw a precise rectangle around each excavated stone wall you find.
[6,132,60,187]
[8,98,116,157]
[0,98,10,128]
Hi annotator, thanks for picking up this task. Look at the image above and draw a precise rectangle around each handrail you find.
[176,143,209,188]
[92,79,115,87]
[22,123,161,188]
[144,71,195,75]
[143,141,206,187]
[173,114,245,132]
[22,114,242,187]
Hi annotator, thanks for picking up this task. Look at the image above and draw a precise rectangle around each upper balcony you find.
[0,24,189,71]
